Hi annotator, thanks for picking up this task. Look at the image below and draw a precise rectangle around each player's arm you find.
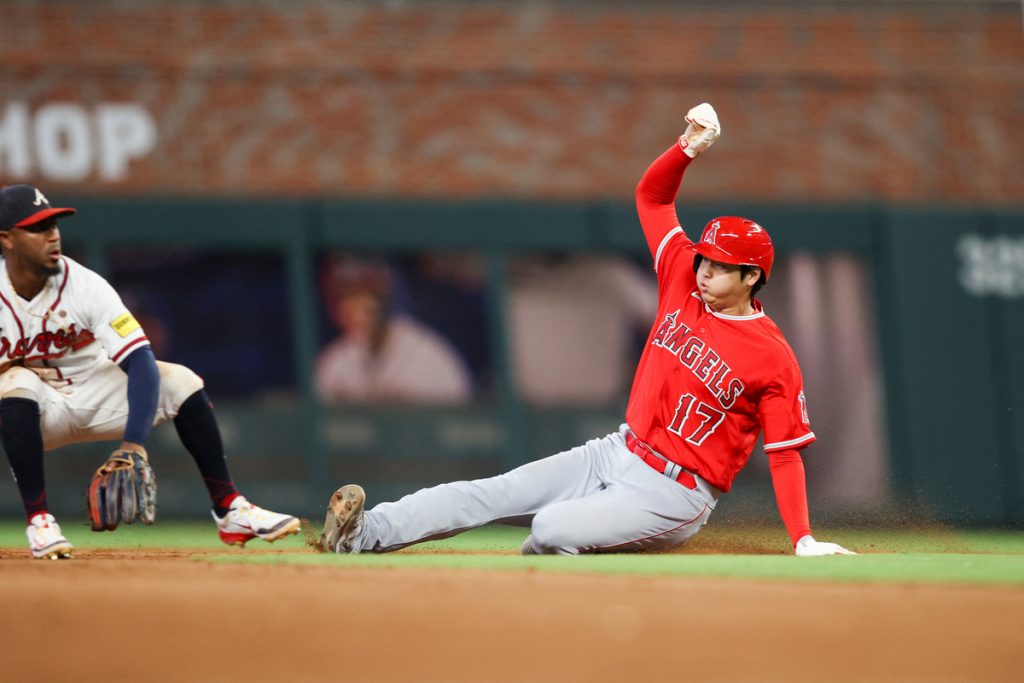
[87,344,159,532]
[767,448,812,546]
[761,362,855,556]
[77,266,157,456]
[117,346,159,456]
[635,103,721,267]
[768,449,855,556]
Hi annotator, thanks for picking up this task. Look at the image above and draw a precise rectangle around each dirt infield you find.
[2,549,1022,683]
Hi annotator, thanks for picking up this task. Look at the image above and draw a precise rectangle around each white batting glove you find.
[678,102,722,158]
[795,535,857,557]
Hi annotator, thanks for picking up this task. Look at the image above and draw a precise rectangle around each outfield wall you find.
[0,198,1018,526]
[1,1,1020,204]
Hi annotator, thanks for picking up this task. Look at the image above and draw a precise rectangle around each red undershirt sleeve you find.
[635,143,694,259]
[768,448,812,547]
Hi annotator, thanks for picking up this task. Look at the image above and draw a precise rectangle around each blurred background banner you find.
[0,0,1021,525]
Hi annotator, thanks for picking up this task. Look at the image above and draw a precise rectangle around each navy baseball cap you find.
[0,185,76,230]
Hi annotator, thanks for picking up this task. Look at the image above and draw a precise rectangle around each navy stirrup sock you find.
[0,397,48,520]
[173,390,238,516]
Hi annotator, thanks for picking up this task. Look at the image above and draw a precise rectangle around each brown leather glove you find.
[86,449,157,531]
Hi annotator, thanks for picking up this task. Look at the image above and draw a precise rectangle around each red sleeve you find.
[760,362,816,453]
[635,142,694,269]
[768,448,812,547]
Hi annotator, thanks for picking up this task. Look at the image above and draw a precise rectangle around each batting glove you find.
[678,102,722,159]
[795,535,857,557]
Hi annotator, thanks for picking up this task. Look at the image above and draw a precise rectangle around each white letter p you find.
[96,104,156,181]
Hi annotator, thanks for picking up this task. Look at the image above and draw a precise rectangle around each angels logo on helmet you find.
[689,216,775,281]
[703,220,721,245]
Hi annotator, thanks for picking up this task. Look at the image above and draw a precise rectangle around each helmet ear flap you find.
[695,216,774,281]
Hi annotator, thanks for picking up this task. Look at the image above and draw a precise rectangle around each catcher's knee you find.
[0,366,45,401]
[157,361,204,410]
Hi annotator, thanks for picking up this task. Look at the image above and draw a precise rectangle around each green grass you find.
[222,549,1024,585]
[3,520,1023,585]
[0,519,307,550]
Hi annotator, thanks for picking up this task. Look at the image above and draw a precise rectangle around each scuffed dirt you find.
[2,546,1022,682]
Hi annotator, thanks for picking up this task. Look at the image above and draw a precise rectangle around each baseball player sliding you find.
[0,185,300,559]
[320,102,854,557]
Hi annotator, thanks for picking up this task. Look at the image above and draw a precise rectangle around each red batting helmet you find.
[689,216,774,281]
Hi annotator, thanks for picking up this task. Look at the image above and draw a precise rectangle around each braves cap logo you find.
[33,188,48,207]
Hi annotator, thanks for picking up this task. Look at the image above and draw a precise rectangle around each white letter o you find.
[35,104,93,182]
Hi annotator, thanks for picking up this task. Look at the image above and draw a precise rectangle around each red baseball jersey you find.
[625,144,814,492]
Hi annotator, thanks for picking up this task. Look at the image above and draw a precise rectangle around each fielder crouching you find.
[320,103,855,558]
[0,184,300,559]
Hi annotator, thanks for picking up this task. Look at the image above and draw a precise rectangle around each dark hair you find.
[740,265,766,297]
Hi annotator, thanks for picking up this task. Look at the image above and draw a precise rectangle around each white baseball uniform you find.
[0,255,202,451]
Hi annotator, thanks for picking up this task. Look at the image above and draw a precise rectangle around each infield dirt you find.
[2,548,1022,682]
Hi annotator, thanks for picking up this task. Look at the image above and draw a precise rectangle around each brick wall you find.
[1,1,1021,202]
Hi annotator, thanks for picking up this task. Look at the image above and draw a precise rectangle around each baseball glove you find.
[86,449,157,531]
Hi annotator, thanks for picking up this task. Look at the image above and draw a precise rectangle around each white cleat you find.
[27,513,73,560]
[213,495,301,547]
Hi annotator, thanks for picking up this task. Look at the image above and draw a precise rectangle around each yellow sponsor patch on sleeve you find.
[110,313,142,338]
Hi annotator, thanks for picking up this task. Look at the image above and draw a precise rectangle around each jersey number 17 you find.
[667,393,726,446]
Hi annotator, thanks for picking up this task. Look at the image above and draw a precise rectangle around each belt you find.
[624,430,697,490]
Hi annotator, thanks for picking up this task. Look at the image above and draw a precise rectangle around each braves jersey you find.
[0,256,149,387]
[625,145,814,492]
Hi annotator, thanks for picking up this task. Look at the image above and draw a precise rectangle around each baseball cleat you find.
[27,513,74,560]
[213,496,301,547]
[319,484,365,553]
[519,535,538,555]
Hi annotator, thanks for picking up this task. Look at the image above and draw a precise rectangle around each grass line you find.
[3,521,1023,585]
[198,549,1024,585]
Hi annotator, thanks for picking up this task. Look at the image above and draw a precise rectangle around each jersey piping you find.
[706,305,765,321]
[688,292,767,321]
[597,503,710,551]
[0,257,149,369]
[111,336,150,363]
[654,226,684,273]
[764,432,816,451]
[47,257,70,318]
[0,290,26,340]
[41,258,71,380]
